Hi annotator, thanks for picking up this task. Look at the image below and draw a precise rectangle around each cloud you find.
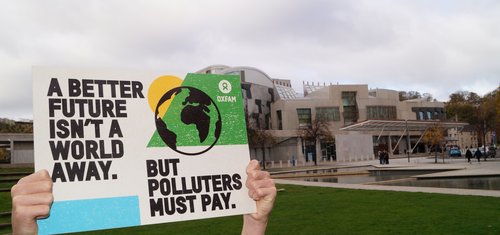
[0,0,499,118]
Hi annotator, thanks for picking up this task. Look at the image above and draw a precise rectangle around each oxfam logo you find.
[153,86,222,156]
[218,80,232,94]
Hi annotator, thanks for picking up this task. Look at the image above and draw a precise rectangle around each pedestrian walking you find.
[474,147,482,163]
[465,147,472,163]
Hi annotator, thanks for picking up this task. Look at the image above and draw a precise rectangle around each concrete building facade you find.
[0,133,34,164]
[269,84,448,163]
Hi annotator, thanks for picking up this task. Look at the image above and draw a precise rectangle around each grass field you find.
[1,182,500,235]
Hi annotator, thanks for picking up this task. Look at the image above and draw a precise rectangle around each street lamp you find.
[406,120,410,163]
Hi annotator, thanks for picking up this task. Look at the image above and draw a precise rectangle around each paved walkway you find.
[272,155,500,198]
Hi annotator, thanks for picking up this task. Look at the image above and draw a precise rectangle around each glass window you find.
[277,110,283,130]
[418,111,424,120]
[316,107,340,121]
[341,91,358,124]
[341,92,357,106]
[296,108,311,127]
[366,106,397,120]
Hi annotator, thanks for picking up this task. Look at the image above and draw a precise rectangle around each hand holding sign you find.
[11,161,276,234]
[242,160,277,235]
[11,170,53,235]
[33,68,261,233]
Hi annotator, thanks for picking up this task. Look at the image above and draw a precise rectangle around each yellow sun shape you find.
[147,75,183,118]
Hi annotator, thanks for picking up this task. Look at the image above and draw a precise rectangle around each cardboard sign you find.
[33,67,255,234]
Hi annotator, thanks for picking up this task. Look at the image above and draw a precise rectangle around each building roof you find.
[340,120,469,132]
[275,84,299,100]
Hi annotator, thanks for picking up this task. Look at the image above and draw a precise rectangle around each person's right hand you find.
[11,170,53,235]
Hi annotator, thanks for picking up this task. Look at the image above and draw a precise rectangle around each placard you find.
[33,67,255,234]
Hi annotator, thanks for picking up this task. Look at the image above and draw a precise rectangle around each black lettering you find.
[200,194,211,212]
[49,119,55,139]
[132,81,144,98]
[102,100,115,117]
[107,80,119,98]
[115,100,127,117]
[109,120,123,137]
[52,162,66,182]
[191,176,203,193]
[211,193,223,211]
[149,198,164,217]
[212,175,222,192]
[201,175,212,192]
[171,178,183,195]
[120,81,131,98]
[47,78,63,97]
[55,119,69,138]
[146,160,158,177]
[164,197,176,215]
[88,119,103,138]
[68,79,81,97]
[111,140,124,158]
[98,161,112,180]
[221,192,231,209]
[232,174,242,190]
[159,178,171,196]
[88,100,101,117]
[148,179,159,197]
[98,140,112,158]
[175,196,187,214]
[185,195,196,213]
[85,161,100,181]
[48,99,61,117]
[180,177,193,194]
[71,140,84,160]
[221,174,233,191]
[94,80,106,97]
[85,140,98,158]
[65,161,86,182]
[81,79,94,97]
[49,141,70,160]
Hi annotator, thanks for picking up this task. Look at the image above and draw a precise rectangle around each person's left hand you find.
[11,170,53,235]
[242,160,276,234]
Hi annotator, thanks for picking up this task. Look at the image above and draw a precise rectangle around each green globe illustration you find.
[154,86,222,155]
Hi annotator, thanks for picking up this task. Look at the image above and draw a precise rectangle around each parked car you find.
[449,147,462,157]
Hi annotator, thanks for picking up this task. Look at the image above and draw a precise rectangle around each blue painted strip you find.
[37,196,140,235]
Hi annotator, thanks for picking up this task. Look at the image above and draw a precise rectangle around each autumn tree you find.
[445,88,499,146]
[423,123,445,163]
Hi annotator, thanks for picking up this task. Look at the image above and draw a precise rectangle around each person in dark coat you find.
[474,147,482,163]
[382,150,389,165]
[465,147,472,163]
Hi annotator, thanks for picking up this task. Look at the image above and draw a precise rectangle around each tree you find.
[478,89,498,146]
[446,88,499,147]
[297,119,333,166]
[398,91,423,101]
[0,119,33,133]
[246,116,275,169]
[448,91,468,103]
[467,92,482,105]
[423,123,445,163]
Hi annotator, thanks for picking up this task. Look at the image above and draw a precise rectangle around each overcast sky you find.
[1,0,499,119]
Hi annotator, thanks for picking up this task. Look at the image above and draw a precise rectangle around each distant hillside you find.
[0,118,33,133]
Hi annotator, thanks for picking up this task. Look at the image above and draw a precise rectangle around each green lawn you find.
[2,184,500,234]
